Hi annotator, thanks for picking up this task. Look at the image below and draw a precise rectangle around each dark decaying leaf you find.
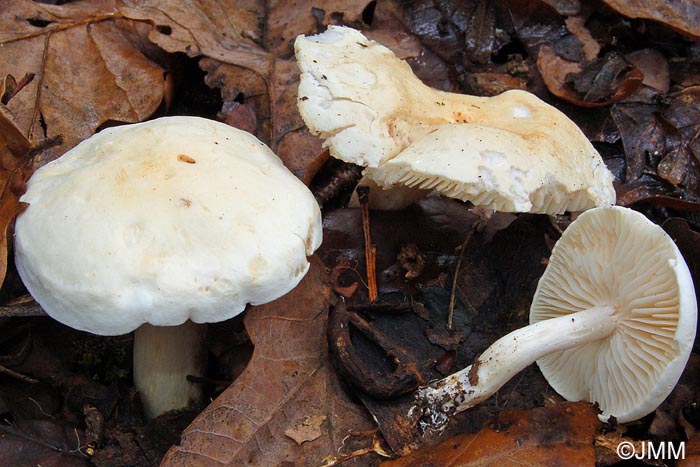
[612,87,700,205]
[537,47,643,107]
[610,103,666,182]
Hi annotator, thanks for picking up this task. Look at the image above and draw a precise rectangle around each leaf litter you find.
[0,0,700,466]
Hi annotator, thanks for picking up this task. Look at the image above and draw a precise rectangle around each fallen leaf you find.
[610,103,666,182]
[611,87,700,204]
[565,15,601,62]
[265,0,372,57]
[285,415,327,446]
[537,46,643,107]
[0,0,167,153]
[119,0,269,76]
[0,103,34,289]
[201,55,326,183]
[679,430,700,467]
[160,257,379,467]
[541,0,582,15]
[363,30,422,60]
[600,0,700,38]
[379,402,602,466]
[0,423,91,467]
[626,49,670,94]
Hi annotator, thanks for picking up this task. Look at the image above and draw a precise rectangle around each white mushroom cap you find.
[14,116,322,336]
[365,122,614,214]
[531,206,697,422]
[295,26,615,213]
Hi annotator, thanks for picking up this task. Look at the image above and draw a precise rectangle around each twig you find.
[0,363,38,383]
[448,227,475,330]
[318,435,391,467]
[357,186,378,302]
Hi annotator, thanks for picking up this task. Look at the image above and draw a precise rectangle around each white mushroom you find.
[295,26,615,214]
[418,206,696,429]
[14,116,322,418]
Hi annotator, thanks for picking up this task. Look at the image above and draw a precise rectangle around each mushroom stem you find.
[418,305,616,430]
[133,321,208,419]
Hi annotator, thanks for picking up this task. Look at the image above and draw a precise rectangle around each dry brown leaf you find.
[0,0,166,153]
[626,49,670,94]
[565,15,601,62]
[160,257,379,467]
[600,0,700,38]
[679,430,700,467]
[0,103,34,293]
[265,0,372,57]
[380,402,601,467]
[119,0,269,76]
[363,30,422,60]
[285,415,327,445]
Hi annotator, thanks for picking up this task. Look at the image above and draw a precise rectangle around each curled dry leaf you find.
[0,0,166,153]
[537,45,643,107]
[600,0,700,38]
[160,257,379,467]
[380,402,601,467]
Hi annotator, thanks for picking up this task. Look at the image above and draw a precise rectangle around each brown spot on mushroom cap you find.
[178,154,196,164]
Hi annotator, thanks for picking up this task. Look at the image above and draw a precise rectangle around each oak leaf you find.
[0,0,166,154]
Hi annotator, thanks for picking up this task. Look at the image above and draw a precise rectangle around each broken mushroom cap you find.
[296,25,431,168]
[295,26,615,213]
[14,116,323,336]
[531,206,697,422]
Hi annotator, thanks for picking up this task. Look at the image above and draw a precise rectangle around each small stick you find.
[0,364,38,383]
[318,434,390,467]
[357,186,378,302]
[447,228,474,330]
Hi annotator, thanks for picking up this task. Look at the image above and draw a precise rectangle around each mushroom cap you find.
[530,206,696,422]
[365,122,615,214]
[14,117,322,336]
